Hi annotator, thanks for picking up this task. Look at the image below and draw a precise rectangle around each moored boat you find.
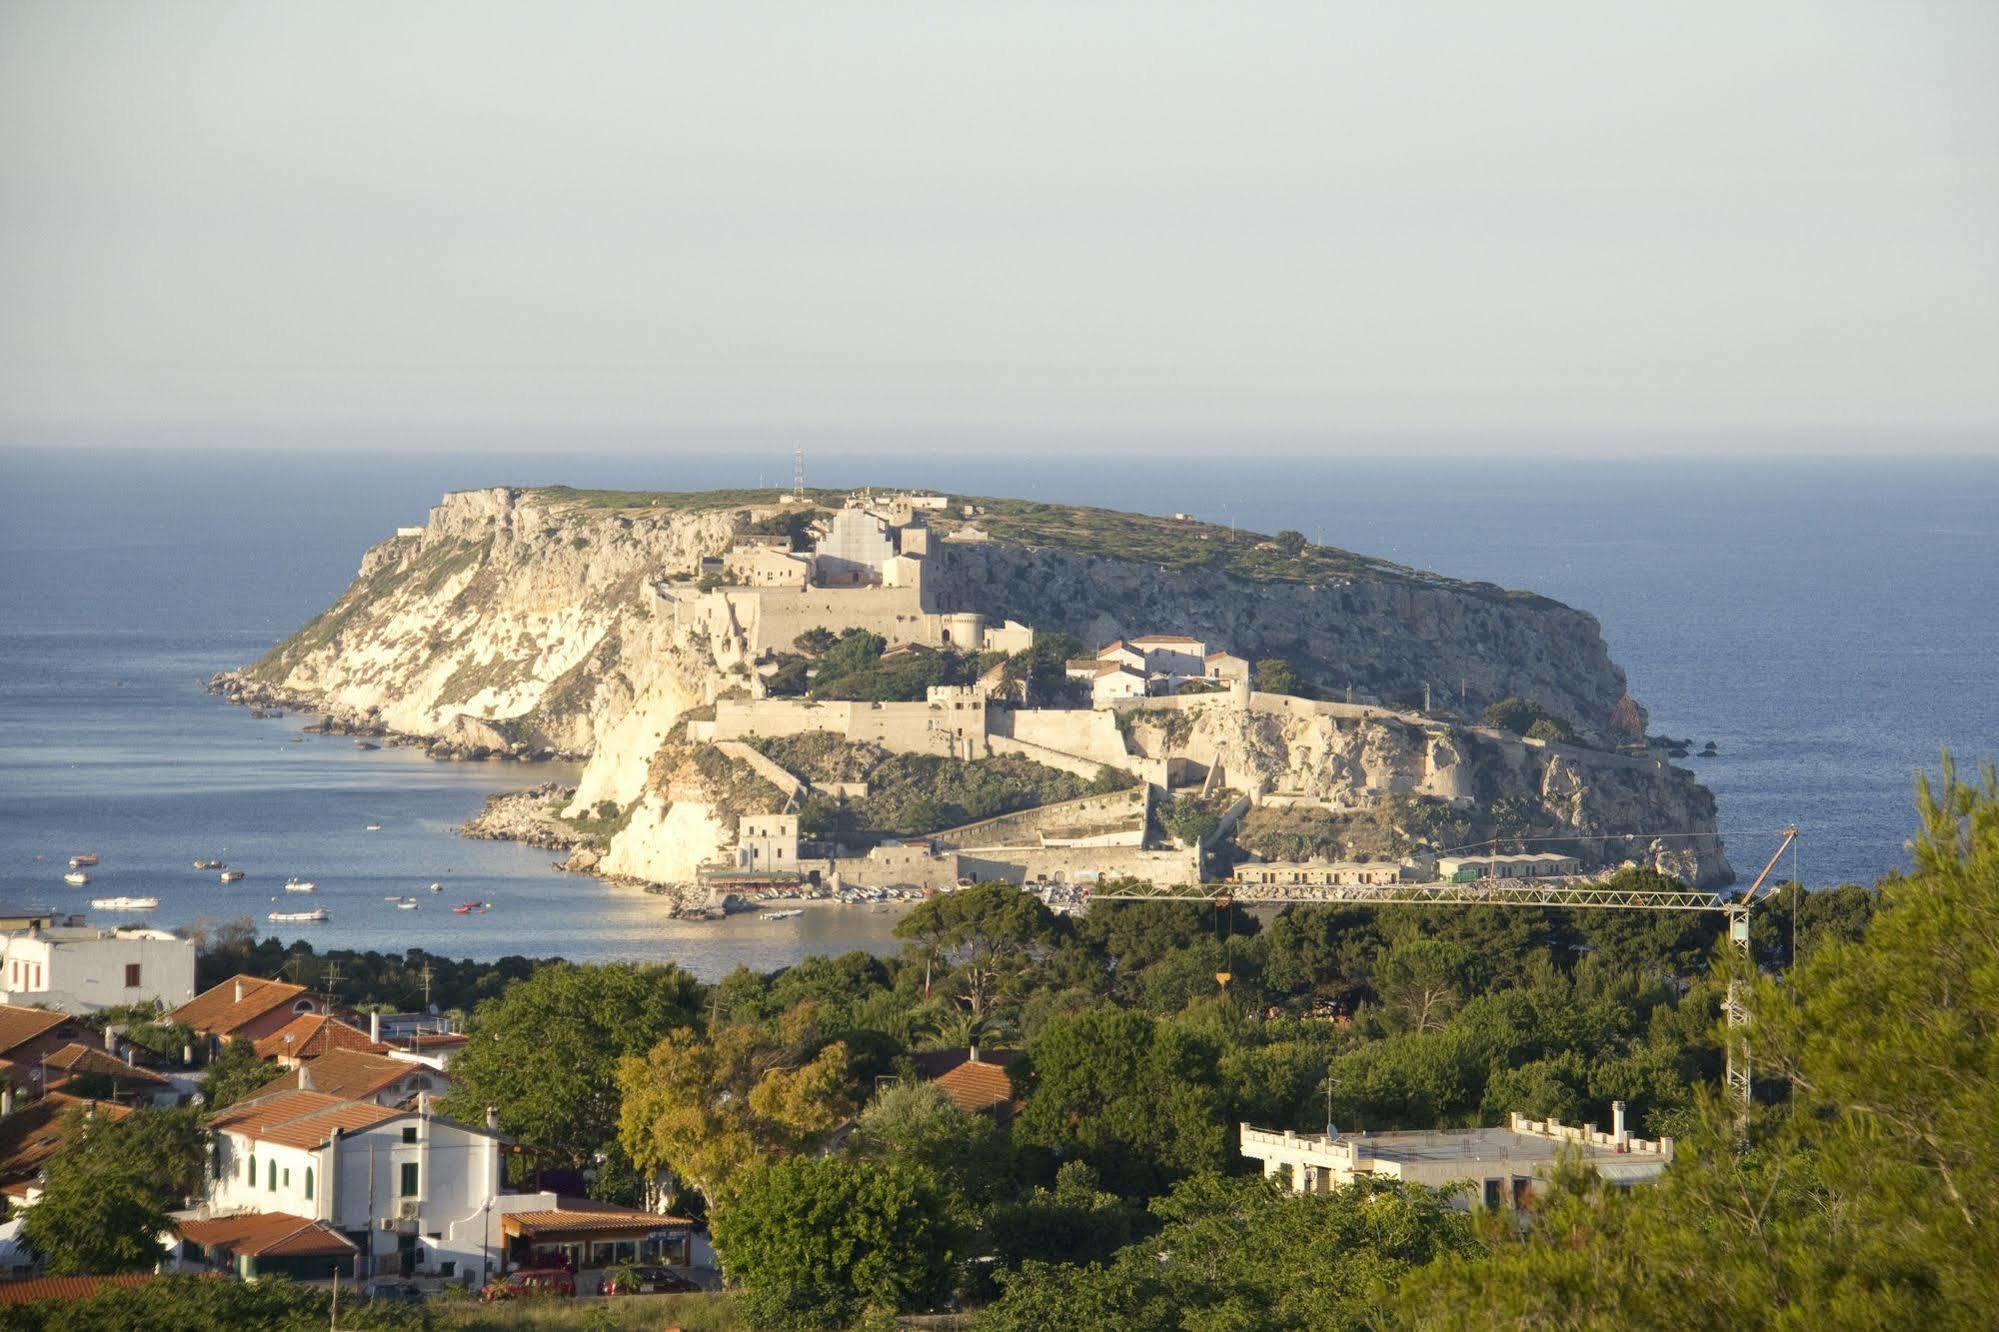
[63,871,89,886]
[396,901,418,910]
[761,908,803,921]
[365,823,383,831]
[219,868,246,883]
[69,854,100,869]
[283,878,317,893]
[91,896,158,911]
[193,859,225,870]
[428,882,443,892]
[268,908,328,923]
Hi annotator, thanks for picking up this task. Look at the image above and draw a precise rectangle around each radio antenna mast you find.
[792,449,806,501]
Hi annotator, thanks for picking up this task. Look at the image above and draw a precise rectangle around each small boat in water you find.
[64,871,90,887]
[396,901,418,911]
[219,868,246,883]
[365,823,383,831]
[283,878,317,893]
[193,859,225,870]
[69,854,100,869]
[91,896,158,911]
[761,908,803,921]
[268,908,329,923]
[452,900,491,915]
[428,882,443,893]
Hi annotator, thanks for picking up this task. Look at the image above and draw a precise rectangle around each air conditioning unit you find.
[396,1200,422,1220]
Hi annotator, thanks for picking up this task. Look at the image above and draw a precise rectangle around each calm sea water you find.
[2,446,1993,969]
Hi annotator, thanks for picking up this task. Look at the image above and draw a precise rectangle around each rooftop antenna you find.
[792,448,806,502]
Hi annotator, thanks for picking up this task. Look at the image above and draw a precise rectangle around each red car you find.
[481,1268,577,1301]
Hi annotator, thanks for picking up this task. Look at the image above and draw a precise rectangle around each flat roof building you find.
[1239,1105,1671,1211]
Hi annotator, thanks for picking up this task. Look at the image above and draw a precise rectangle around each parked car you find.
[480,1268,577,1301]
[598,1264,701,1296]
[360,1280,424,1304]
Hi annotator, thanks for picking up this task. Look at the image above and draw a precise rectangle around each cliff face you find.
[1122,698,1730,887]
[929,543,1636,733]
[228,484,1700,886]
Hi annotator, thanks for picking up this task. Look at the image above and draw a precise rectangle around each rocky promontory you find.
[220,483,1729,891]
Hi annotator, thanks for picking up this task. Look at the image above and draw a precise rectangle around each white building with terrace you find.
[1239,1105,1673,1211]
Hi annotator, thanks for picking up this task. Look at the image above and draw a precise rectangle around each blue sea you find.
[2,446,1993,969]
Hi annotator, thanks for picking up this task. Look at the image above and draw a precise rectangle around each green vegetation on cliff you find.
[749,734,1131,840]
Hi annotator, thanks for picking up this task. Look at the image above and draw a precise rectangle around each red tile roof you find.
[252,1013,386,1061]
[170,975,311,1037]
[247,1048,440,1103]
[0,1274,159,1306]
[43,1043,169,1085]
[208,1088,401,1149]
[0,1094,132,1186]
[0,1004,71,1056]
[176,1211,357,1257]
[933,1059,1017,1117]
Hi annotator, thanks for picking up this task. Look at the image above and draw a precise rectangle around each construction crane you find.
[1091,825,1800,1111]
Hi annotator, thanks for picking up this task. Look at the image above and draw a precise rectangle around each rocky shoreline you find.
[205,671,582,763]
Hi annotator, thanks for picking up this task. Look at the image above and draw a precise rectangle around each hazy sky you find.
[3,1,1996,448]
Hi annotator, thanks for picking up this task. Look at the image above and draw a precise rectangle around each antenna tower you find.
[792,448,806,501]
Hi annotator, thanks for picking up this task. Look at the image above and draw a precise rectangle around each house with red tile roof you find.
[0,1003,101,1101]
[170,976,325,1050]
[251,1013,387,1065]
[932,1056,1021,1123]
[245,1048,451,1107]
[38,1043,171,1104]
[170,1210,357,1281]
[0,1092,131,1202]
[0,1273,161,1306]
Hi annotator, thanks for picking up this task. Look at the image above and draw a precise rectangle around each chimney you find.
[418,1091,433,1118]
[233,979,245,1003]
[1612,1100,1629,1149]
[486,1105,499,1132]
[369,1011,381,1043]
[298,1062,313,1092]
[968,1043,980,1064]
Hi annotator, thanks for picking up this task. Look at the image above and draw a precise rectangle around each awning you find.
[500,1198,692,1245]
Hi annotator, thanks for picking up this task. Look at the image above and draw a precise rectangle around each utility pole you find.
[419,962,433,1010]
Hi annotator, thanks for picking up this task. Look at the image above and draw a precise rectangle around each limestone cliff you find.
[221,484,1702,887]
[1121,696,1730,887]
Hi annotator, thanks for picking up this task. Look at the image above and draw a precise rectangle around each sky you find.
[2,1,1997,451]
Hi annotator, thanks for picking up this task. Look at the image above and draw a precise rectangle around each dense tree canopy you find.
[712,1156,957,1331]
[21,1106,208,1276]
[440,961,704,1191]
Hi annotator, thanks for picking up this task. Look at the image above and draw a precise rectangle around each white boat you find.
[396,901,418,911]
[91,896,158,911]
[63,871,89,887]
[268,908,329,923]
[219,868,245,883]
[283,878,317,893]
[761,908,803,921]
[365,824,383,831]
[193,859,225,870]
[428,882,443,892]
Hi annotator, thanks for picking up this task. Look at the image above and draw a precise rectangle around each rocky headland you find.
[217,484,1733,897]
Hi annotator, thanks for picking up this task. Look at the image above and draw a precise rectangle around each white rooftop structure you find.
[1240,1105,1672,1210]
